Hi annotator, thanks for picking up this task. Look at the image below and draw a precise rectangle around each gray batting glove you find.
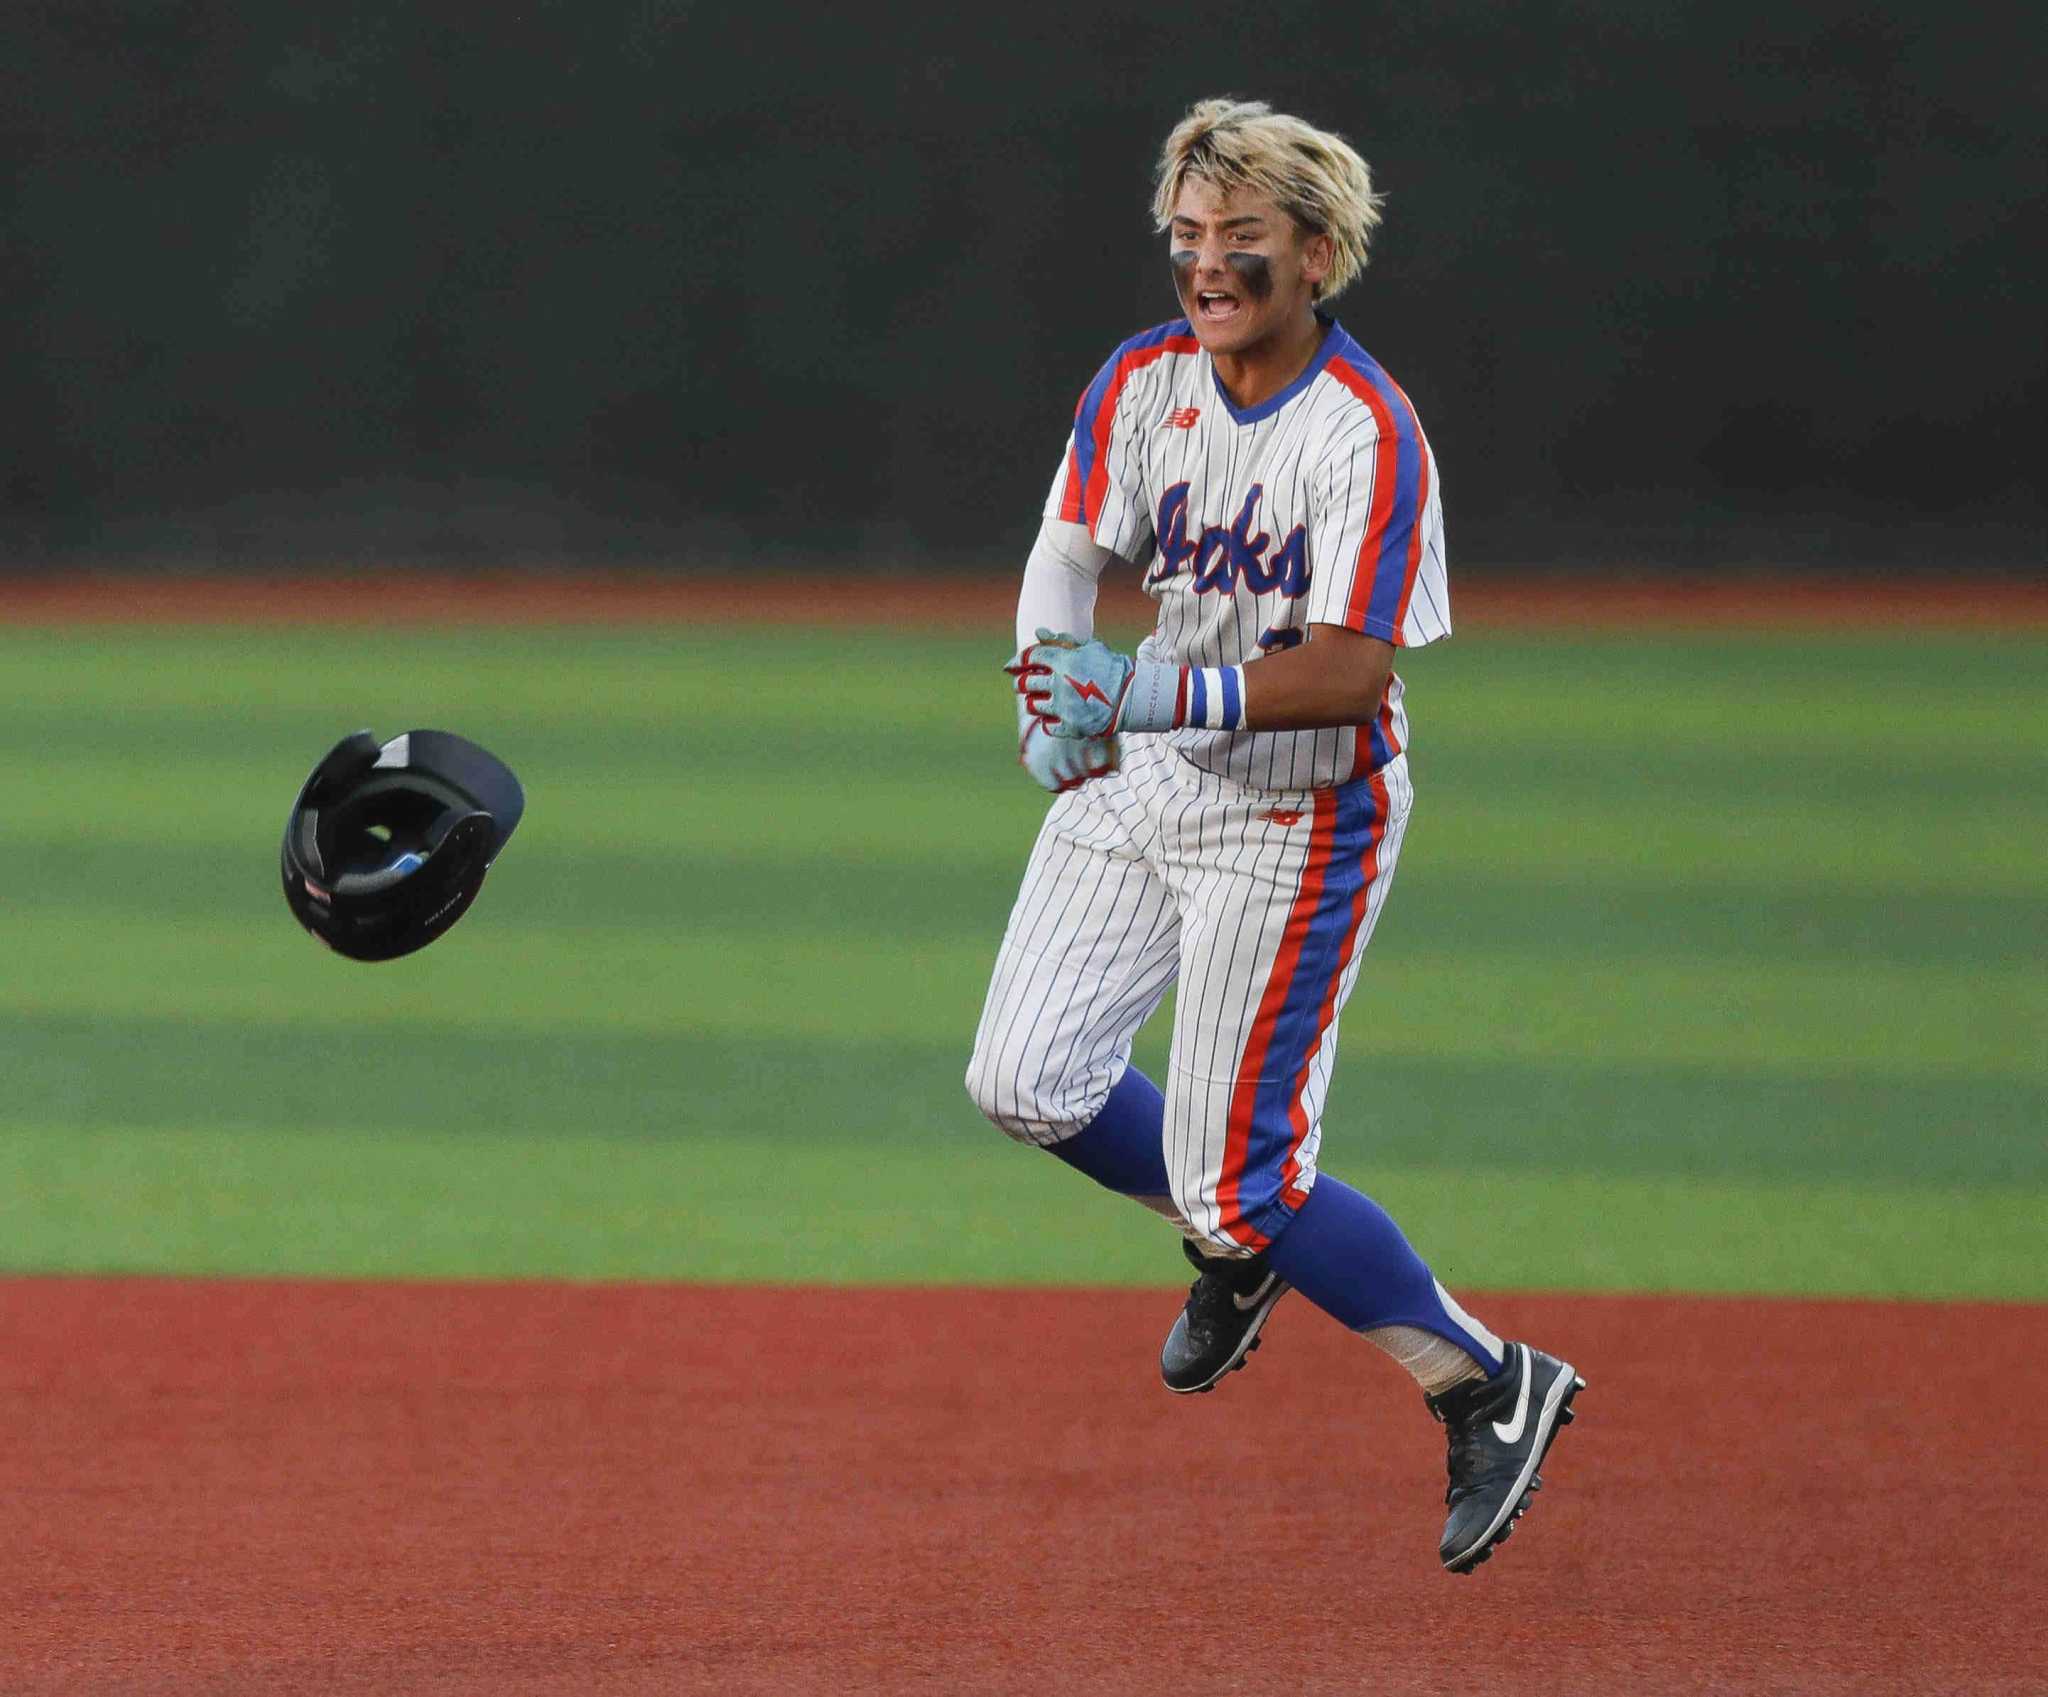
[1017,627,1136,739]
[1019,717,1119,793]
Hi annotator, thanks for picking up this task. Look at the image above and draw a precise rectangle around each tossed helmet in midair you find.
[281,729,524,962]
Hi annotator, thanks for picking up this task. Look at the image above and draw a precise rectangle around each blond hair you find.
[1151,98,1385,301]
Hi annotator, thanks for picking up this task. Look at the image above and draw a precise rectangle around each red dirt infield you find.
[5,1278,2041,1695]
[3,569,2044,630]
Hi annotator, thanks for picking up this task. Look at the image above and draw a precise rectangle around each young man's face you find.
[1168,178,1330,358]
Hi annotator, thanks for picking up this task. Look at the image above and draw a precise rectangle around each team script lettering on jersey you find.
[1047,317,1450,791]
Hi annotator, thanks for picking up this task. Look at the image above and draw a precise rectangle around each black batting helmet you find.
[281,728,524,962]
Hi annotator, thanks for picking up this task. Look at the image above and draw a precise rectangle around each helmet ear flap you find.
[286,731,385,881]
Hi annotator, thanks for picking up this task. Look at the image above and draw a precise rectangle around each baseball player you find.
[967,99,1583,1574]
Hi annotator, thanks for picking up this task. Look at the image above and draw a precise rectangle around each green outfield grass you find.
[2,621,2043,1298]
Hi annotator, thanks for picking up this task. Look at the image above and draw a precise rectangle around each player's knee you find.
[963,1046,1032,1139]
[964,1044,1091,1143]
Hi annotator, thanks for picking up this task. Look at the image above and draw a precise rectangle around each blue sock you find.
[1263,1176,1503,1372]
[1046,1066,1170,1200]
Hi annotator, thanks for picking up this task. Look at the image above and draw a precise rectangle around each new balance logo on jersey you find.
[1148,482,1309,598]
[1257,808,1304,827]
[1161,407,1201,429]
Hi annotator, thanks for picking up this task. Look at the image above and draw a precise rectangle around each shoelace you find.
[1184,1261,1264,1338]
[1435,1384,1512,1503]
[1442,1417,1484,1504]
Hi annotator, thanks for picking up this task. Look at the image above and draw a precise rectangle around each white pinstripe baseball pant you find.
[967,734,1413,1253]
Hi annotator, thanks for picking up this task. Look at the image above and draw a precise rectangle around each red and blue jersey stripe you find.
[1322,335,1432,643]
[1059,320,1201,533]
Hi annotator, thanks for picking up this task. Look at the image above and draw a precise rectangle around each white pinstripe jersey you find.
[1043,315,1450,791]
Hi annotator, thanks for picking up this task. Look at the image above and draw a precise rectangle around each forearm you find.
[1016,518,1117,653]
[1019,622,1393,742]
[1238,626,1395,730]
[1113,625,1393,733]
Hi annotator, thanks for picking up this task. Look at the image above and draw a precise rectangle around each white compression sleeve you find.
[1016,518,1118,653]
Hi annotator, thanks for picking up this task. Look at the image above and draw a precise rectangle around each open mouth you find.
[1195,290,1243,324]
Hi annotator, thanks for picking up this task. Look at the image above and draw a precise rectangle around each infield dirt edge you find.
[3,568,2044,629]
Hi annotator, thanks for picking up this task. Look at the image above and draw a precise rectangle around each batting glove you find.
[1018,717,1120,793]
[1005,630,1245,740]
[1005,627,1138,739]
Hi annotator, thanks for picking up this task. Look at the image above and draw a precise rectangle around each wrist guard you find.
[1115,663,1248,733]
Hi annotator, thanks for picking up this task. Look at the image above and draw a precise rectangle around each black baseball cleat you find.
[1160,1237,1290,1394]
[1427,1341,1585,1574]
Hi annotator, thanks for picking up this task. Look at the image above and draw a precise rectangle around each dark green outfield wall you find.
[7,0,2040,567]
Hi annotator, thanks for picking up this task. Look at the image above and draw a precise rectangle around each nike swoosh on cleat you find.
[1492,1344,1532,1443]
[1232,1275,1280,1313]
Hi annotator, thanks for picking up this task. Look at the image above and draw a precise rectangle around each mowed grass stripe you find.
[7,901,2040,1083]
[4,1121,2039,1300]
[8,1013,2039,1188]
[14,836,2045,969]
[4,628,2040,754]
[9,756,2042,894]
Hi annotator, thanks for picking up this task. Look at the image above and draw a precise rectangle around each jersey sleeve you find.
[1304,383,1452,647]
[1041,345,1160,566]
